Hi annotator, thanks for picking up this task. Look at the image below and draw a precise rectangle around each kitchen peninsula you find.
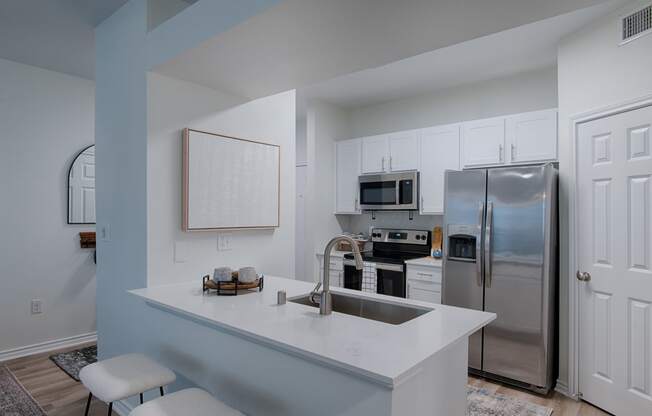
[130,276,494,416]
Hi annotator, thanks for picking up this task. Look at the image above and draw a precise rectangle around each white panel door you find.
[462,117,505,168]
[388,130,419,172]
[335,139,361,214]
[506,109,558,164]
[419,124,460,214]
[68,147,96,223]
[361,135,388,174]
[578,105,652,415]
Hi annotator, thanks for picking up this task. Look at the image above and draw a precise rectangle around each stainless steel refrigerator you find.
[442,164,557,393]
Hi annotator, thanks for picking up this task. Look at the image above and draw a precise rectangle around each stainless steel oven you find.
[343,260,406,297]
[358,171,419,211]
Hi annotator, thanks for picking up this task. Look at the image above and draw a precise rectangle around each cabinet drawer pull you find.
[417,272,433,277]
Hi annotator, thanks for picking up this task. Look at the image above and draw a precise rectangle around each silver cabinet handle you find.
[476,202,484,287]
[498,144,504,163]
[381,157,385,171]
[511,143,516,161]
[354,197,358,211]
[421,196,424,210]
[484,201,494,288]
[389,156,393,171]
[576,270,591,282]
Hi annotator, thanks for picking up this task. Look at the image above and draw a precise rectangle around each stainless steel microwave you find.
[358,171,419,211]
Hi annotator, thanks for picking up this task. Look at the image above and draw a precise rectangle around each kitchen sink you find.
[290,292,432,325]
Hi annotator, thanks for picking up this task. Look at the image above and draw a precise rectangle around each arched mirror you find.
[68,145,96,224]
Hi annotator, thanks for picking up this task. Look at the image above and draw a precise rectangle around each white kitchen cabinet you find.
[387,130,419,172]
[461,116,506,168]
[317,254,344,288]
[419,124,460,214]
[506,109,557,164]
[335,139,362,214]
[407,279,441,304]
[361,135,388,174]
[406,263,442,304]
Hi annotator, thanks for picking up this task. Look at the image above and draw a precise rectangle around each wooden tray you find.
[202,275,264,296]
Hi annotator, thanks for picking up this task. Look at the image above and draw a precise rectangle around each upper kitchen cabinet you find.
[419,124,460,215]
[361,131,419,174]
[361,135,389,174]
[335,138,362,214]
[506,109,557,164]
[461,109,558,169]
[387,130,419,172]
[461,116,506,168]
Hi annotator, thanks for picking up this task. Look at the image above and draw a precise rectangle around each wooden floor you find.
[2,343,115,416]
[1,343,609,416]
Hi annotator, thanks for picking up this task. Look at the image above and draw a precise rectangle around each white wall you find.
[349,66,558,137]
[148,73,296,285]
[556,0,652,389]
[304,100,351,281]
[0,58,96,354]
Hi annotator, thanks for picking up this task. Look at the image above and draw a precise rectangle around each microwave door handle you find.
[484,201,493,288]
[476,202,484,287]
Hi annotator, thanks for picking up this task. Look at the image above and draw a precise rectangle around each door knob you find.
[576,270,591,282]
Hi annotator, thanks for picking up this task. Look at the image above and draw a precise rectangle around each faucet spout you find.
[311,235,364,315]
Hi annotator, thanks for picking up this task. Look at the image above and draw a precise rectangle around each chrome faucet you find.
[310,235,364,315]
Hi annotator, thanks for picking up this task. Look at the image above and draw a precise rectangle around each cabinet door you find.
[506,109,557,164]
[361,135,388,174]
[419,125,460,214]
[335,139,361,214]
[407,280,441,304]
[462,117,506,167]
[388,130,419,172]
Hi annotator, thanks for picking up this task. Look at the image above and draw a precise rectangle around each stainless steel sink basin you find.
[290,292,432,325]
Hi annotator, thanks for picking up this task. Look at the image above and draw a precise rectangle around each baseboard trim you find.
[0,332,97,363]
[555,379,571,398]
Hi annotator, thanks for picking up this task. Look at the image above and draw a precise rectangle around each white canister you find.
[213,267,233,282]
[238,267,257,283]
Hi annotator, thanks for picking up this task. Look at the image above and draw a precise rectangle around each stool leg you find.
[160,386,164,397]
[107,402,113,415]
[140,393,143,404]
[84,393,92,416]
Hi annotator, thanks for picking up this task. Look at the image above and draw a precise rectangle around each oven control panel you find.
[370,228,430,245]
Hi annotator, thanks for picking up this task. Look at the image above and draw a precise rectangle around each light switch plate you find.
[217,233,233,251]
[99,224,111,241]
[31,299,43,315]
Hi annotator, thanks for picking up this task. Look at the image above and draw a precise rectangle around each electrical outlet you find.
[31,299,42,315]
[217,233,233,251]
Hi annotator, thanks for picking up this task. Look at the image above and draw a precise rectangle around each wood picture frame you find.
[182,128,281,231]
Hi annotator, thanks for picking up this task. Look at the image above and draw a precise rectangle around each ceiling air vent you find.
[622,4,652,43]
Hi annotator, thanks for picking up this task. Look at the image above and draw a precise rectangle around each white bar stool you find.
[79,353,176,416]
[129,388,244,416]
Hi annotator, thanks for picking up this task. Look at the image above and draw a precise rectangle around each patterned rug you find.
[468,386,553,416]
[49,345,97,382]
[0,366,47,416]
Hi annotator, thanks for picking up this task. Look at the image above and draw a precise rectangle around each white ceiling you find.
[155,0,619,101]
[0,0,130,79]
[299,1,626,109]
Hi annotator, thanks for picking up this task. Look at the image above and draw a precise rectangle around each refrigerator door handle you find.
[484,201,494,288]
[476,202,484,287]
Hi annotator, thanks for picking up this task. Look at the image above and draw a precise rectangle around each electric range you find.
[343,228,431,298]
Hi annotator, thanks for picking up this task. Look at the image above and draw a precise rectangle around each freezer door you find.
[483,165,557,388]
[442,169,486,371]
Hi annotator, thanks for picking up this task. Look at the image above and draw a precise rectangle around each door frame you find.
[567,93,652,399]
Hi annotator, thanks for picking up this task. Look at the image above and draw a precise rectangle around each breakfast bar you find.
[130,276,494,416]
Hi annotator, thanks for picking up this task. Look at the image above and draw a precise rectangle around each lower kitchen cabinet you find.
[406,263,442,304]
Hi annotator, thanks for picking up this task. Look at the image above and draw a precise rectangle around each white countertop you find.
[404,256,443,267]
[129,276,494,388]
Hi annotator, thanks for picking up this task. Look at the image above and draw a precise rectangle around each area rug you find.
[468,386,553,416]
[49,345,97,382]
[0,366,47,416]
